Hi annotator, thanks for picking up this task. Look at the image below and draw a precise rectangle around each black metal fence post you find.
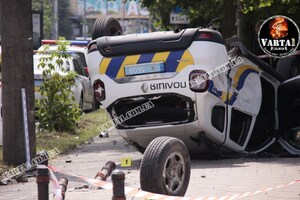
[36,165,49,200]
[111,170,126,200]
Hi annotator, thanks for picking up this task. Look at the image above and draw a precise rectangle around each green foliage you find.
[142,0,223,30]
[36,109,109,152]
[239,0,300,23]
[32,0,72,39]
[32,0,53,39]
[238,0,300,51]
[178,0,223,28]
[142,0,299,51]
[142,0,299,29]
[35,37,81,132]
[142,0,176,30]
[58,0,72,38]
[43,0,53,39]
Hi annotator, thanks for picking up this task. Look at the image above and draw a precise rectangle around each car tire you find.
[276,56,300,80]
[140,137,191,196]
[92,16,123,40]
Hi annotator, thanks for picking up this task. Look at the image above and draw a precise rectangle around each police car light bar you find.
[41,40,89,46]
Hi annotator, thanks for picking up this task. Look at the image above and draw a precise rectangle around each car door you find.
[73,59,93,104]
[224,59,265,152]
[277,75,300,155]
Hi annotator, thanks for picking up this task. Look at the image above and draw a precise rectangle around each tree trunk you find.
[222,0,236,39]
[1,0,36,165]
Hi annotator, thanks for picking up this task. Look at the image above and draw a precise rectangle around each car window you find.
[69,52,87,67]
[73,59,87,77]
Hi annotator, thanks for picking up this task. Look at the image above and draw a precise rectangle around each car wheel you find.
[92,16,123,40]
[140,137,190,196]
[276,56,300,80]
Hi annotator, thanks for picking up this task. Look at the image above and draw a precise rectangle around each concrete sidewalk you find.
[0,129,299,200]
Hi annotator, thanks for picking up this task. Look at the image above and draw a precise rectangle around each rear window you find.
[69,52,87,67]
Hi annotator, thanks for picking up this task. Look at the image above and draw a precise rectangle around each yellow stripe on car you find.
[116,55,141,78]
[176,50,194,72]
[99,57,112,75]
[151,51,170,63]
[98,50,194,79]
[221,92,228,102]
[232,65,258,89]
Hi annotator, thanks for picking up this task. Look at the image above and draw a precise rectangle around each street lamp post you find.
[106,0,108,16]
[52,0,58,39]
[122,0,126,32]
[40,0,44,40]
[83,0,87,40]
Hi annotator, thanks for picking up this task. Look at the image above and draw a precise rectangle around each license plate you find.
[124,62,164,76]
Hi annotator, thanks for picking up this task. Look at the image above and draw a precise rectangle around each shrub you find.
[35,37,81,132]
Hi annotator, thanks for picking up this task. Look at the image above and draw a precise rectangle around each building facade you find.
[70,0,151,39]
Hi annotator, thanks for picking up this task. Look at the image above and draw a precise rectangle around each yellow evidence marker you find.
[121,157,132,167]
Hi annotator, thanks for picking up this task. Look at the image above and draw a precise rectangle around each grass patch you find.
[36,109,109,152]
[0,109,109,175]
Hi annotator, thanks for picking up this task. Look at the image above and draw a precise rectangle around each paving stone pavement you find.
[0,129,299,200]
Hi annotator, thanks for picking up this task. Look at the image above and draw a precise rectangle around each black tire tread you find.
[92,17,106,39]
[140,136,190,196]
[140,137,170,191]
[276,56,300,80]
[92,17,105,40]
[92,16,122,40]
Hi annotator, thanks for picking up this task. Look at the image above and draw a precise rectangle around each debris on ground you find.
[75,184,89,189]
[0,179,8,185]
[99,131,109,138]
[16,173,28,183]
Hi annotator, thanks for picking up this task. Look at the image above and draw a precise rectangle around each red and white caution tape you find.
[47,165,300,200]
[49,170,63,200]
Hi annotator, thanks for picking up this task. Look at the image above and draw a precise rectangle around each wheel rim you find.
[163,152,185,194]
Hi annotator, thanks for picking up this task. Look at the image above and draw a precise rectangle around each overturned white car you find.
[87,16,300,196]
[88,17,300,156]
